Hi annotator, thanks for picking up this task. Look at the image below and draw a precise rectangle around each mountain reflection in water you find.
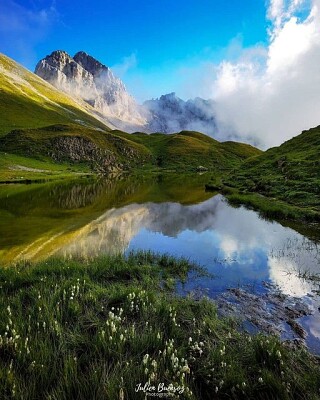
[55,194,320,299]
[1,177,320,350]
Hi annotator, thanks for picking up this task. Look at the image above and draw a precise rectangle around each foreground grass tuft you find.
[0,253,319,399]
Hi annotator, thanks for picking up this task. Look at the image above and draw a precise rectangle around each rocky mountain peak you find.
[35,50,93,95]
[35,50,146,130]
[37,51,79,74]
[49,50,72,60]
[74,51,109,76]
[35,51,217,136]
[159,92,179,102]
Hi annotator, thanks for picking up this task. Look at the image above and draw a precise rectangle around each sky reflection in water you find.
[57,193,320,351]
[2,181,319,351]
[59,194,320,299]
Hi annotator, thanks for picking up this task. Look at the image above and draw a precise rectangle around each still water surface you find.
[1,176,320,351]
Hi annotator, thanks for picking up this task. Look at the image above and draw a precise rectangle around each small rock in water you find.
[283,338,306,350]
[287,319,307,339]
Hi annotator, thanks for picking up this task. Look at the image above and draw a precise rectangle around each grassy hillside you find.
[0,53,262,180]
[0,124,152,179]
[113,130,262,172]
[0,152,93,183]
[0,124,261,180]
[223,126,320,220]
[0,53,109,136]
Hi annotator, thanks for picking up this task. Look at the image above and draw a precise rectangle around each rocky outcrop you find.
[48,133,151,173]
[35,50,146,128]
[35,51,95,96]
[49,136,122,173]
[0,124,152,174]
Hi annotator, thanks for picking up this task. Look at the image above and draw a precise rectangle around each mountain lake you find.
[1,174,320,353]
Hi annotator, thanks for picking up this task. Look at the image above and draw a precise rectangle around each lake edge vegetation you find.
[0,252,319,400]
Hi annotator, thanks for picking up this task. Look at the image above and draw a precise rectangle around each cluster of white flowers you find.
[141,339,191,391]
[127,290,153,314]
[0,330,20,351]
[100,306,128,344]
[219,345,226,356]
[142,353,160,381]
[169,306,180,327]
[69,279,81,300]
[190,339,205,356]
[61,279,84,302]
[0,306,21,352]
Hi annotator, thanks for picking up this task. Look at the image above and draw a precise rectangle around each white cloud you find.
[210,0,320,148]
[0,0,58,68]
[220,236,238,259]
[128,1,320,148]
[268,0,285,30]
[268,257,315,296]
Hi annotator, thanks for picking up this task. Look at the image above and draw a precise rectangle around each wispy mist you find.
[143,93,217,135]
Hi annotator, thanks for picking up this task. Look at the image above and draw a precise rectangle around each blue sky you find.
[1,0,267,99]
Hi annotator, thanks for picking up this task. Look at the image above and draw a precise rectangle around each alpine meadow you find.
[1,1,320,399]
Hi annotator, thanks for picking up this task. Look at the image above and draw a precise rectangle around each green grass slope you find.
[0,125,261,180]
[0,53,109,136]
[0,152,92,183]
[0,53,262,179]
[0,124,152,178]
[224,126,320,219]
[113,130,262,172]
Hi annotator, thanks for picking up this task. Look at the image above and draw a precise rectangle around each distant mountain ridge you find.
[144,92,217,135]
[0,52,260,178]
[35,51,217,136]
[35,50,146,131]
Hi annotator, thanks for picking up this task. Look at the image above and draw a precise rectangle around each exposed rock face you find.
[47,133,150,173]
[35,50,146,129]
[144,93,217,135]
[35,51,95,95]
[0,124,152,174]
[35,51,218,136]
[49,136,121,173]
